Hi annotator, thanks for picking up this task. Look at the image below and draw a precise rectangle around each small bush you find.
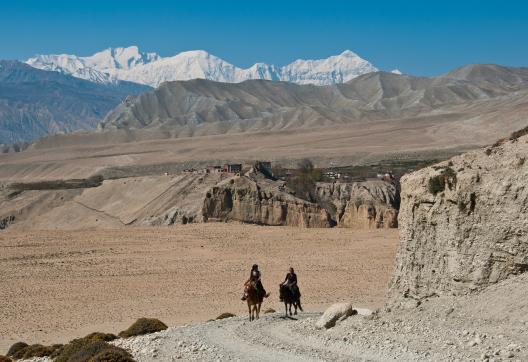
[216,312,236,320]
[0,356,12,362]
[11,343,61,359]
[509,125,528,141]
[53,333,118,362]
[118,318,168,338]
[6,342,27,357]
[89,348,135,362]
[264,308,276,314]
[65,340,109,362]
[54,339,133,362]
[428,167,457,195]
[83,332,118,342]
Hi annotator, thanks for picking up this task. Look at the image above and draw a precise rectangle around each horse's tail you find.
[297,298,303,312]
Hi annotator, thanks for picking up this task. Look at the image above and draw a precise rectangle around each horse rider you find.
[281,266,301,300]
[242,264,269,301]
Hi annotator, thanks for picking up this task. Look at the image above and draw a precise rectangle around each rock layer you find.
[202,173,333,228]
[389,134,528,298]
[316,181,399,229]
[202,172,399,229]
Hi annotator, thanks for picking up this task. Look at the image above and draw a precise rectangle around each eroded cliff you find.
[202,172,333,227]
[202,170,399,228]
[316,181,399,229]
[389,133,528,298]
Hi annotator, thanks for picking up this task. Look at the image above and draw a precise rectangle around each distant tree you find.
[287,159,322,201]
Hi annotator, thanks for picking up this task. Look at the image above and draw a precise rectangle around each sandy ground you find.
[0,114,508,182]
[0,224,398,352]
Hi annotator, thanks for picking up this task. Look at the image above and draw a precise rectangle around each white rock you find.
[316,302,357,329]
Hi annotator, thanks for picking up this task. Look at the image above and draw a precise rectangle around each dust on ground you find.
[0,224,398,351]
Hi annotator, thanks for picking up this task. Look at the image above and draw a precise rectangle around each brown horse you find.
[245,281,262,321]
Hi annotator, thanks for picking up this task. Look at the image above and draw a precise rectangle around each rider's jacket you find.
[250,269,261,281]
[285,272,297,285]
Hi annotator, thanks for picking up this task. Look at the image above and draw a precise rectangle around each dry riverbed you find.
[0,224,398,352]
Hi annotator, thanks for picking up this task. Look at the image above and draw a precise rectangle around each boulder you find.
[316,302,357,329]
[389,133,528,299]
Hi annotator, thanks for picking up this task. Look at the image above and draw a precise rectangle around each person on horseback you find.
[241,264,269,301]
[280,267,301,301]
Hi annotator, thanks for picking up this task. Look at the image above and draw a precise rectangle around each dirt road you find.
[0,224,398,352]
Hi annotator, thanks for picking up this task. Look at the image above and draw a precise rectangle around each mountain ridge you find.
[0,60,151,144]
[99,66,528,135]
[27,46,379,87]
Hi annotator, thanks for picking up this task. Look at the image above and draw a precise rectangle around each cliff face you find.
[389,134,528,298]
[316,181,399,229]
[202,172,399,229]
[202,174,333,228]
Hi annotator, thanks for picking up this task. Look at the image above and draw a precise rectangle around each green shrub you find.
[0,356,12,362]
[64,340,109,362]
[6,342,27,357]
[53,333,118,362]
[11,343,61,359]
[89,348,135,362]
[428,167,457,195]
[286,159,322,202]
[216,312,236,320]
[53,339,134,362]
[83,333,118,342]
[510,125,528,140]
[118,318,168,338]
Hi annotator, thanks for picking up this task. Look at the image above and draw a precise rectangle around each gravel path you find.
[112,273,528,362]
[112,312,421,362]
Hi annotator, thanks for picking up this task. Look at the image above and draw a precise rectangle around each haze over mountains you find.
[0,60,150,144]
[27,46,381,87]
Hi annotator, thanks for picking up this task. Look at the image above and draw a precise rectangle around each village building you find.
[206,165,223,173]
[254,161,272,173]
[224,163,242,174]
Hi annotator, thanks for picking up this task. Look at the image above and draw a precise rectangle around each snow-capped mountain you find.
[26,46,379,87]
[27,46,160,84]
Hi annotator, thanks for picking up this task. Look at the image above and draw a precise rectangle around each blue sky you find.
[0,0,526,76]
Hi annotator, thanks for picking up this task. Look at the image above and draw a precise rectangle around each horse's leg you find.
[294,302,298,315]
[248,302,252,321]
[256,303,261,320]
[284,302,288,316]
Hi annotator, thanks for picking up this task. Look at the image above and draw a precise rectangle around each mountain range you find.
[2,45,528,148]
[26,46,382,87]
[98,64,528,137]
[0,60,150,145]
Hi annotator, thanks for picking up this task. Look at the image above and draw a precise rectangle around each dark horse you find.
[279,284,303,316]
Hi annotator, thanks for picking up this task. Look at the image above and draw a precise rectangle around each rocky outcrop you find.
[202,173,333,228]
[316,302,357,329]
[315,181,399,229]
[389,134,528,299]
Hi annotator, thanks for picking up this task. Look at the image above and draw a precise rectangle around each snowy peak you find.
[85,46,160,71]
[26,46,382,87]
[280,50,378,84]
[26,46,161,84]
